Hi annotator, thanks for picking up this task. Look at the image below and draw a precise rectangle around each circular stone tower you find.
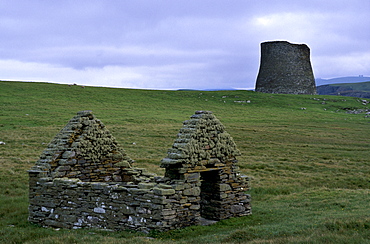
[255,41,316,95]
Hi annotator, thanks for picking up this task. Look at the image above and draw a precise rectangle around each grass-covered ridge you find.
[317,81,370,98]
[0,81,369,243]
[327,81,370,92]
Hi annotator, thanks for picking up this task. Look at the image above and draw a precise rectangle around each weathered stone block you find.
[184,173,200,181]
[219,184,231,191]
[162,209,176,216]
[173,184,184,191]
[137,182,155,189]
[153,188,175,196]
[230,205,245,214]
[189,204,200,210]
[183,187,200,196]
[62,151,75,159]
[44,219,69,228]
[93,207,106,214]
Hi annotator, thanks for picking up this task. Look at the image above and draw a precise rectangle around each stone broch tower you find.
[28,111,251,232]
[255,41,316,95]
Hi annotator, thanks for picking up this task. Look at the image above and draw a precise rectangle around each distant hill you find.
[315,76,370,86]
[317,81,370,98]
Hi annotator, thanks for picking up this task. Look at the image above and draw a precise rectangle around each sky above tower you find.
[0,0,369,90]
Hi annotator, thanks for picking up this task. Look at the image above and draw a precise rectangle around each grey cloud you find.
[0,0,369,89]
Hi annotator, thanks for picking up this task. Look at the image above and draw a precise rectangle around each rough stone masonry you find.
[255,40,317,95]
[28,110,251,232]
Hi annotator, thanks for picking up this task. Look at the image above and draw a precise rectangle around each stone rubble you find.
[28,110,251,232]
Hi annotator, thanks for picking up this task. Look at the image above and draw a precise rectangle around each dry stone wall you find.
[255,41,316,95]
[29,110,251,232]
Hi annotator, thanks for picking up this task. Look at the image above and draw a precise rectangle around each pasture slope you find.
[0,81,369,243]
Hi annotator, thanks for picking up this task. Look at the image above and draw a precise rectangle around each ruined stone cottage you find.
[255,40,317,95]
[28,110,251,232]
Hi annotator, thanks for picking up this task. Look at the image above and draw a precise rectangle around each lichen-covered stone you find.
[161,111,240,170]
[29,110,134,182]
[153,188,176,196]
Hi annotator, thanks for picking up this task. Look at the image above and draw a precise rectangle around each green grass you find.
[0,80,369,243]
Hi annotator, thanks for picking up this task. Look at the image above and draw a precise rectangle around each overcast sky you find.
[1,0,369,90]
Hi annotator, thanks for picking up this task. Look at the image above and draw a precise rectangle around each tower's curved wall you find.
[255,41,316,95]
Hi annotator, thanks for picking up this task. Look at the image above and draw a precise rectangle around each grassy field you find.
[0,80,369,243]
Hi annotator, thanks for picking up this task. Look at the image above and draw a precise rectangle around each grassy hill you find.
[327,81,370,92]
[317,81,370,98]
[0,81,369,243]
[315,76,370,86]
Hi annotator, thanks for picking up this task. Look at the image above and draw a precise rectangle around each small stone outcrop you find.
[28,110,251,232]
[255,41,316,95]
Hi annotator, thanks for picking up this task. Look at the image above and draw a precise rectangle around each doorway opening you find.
[200,169,222,220]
